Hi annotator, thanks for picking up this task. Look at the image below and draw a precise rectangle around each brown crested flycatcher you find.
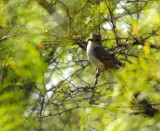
[87,33,123,72]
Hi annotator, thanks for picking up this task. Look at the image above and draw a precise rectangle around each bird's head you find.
[89,33,102,46]
[90,33,101,41]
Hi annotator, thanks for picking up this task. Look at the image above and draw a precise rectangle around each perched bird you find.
[87,33,123,72]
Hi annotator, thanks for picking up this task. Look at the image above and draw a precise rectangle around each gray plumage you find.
[87,33,123,70]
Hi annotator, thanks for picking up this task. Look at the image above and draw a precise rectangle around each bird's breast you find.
[87,42,105,69]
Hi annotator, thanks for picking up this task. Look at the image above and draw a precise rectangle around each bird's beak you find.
[88,38,93,41]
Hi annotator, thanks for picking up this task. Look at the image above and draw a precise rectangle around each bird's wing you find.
[94,47,122,69]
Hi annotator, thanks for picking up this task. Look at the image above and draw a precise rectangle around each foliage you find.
[0,0,160,130]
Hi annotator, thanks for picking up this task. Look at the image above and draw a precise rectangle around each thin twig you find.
[107,5,119,45]
[41,104,79,118]
[90,69,100,104]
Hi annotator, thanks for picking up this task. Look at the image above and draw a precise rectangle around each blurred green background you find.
[0,0,160,130]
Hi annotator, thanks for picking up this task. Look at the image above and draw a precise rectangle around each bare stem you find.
[90,69,100,104]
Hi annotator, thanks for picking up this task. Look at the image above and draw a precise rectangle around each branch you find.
[107,5,119,45]
[41,104,79,118]
[36,0,68,31]
[90,69,100,104]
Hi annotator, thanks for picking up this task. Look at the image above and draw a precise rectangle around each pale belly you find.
[88,56,105,69]
[87,43,105,69]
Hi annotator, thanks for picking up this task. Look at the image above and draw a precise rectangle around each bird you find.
[86,33,123,72]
